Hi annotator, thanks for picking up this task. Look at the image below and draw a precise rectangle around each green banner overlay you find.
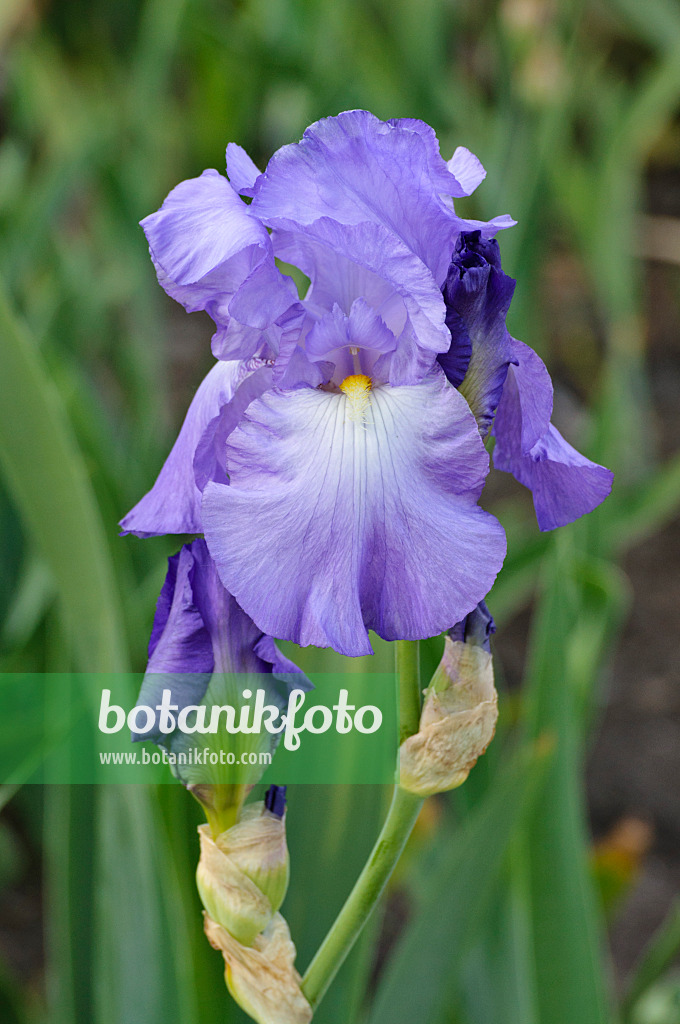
[0,673,398,785]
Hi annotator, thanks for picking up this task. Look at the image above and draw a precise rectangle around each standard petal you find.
[142,169,296,359]
[387,119,484,197]
[202,370,506,657]
[120,360,244,536]
[251,110,462,281]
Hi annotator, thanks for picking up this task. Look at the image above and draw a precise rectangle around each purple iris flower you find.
[135,538,311,769]
[121,111,611,657]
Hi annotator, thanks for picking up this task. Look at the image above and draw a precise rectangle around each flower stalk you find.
[300,640,424,1010]
[301,785,423,1009]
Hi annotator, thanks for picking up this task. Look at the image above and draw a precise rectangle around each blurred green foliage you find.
[1,1,680,1022]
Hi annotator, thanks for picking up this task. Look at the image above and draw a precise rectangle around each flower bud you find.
[217,799,290,915]
[196,787,290,946]
[204,912,312,1024]
[400,602,498,797]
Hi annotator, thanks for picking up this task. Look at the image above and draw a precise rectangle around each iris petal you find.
[202,370,506,657]
[226,143,262,197]
[120,360,244,536]
[142,169,296,359]
[193,364,275,491]
[493,352,613,530]
[251,110,462,280]
[446,147,487,195]
[273,219,449,384]
[136,539,310,745]
[441,231,518,433]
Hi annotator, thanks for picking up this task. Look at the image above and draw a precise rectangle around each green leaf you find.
[521,537,617,1024]
[622,899,680,1023]
[0,279,127,674]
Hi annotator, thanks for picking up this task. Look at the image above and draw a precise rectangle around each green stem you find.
[301,786,423,1009]
[396,639,422,742]
[301,640,424,1010]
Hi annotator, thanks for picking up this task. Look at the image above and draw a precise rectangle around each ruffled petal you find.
[120,360,244,536]
[386,119,484,197]
[226,142,262,197]
[493,363,613,530]
[251,110,463,282]
[142,169,296,359]
[202,369,506,657]
[447,147,487,195]
[142,170,265,284]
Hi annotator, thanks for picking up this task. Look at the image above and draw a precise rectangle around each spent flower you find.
[134,538,311,826]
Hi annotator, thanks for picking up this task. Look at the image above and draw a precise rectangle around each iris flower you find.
[122,111,612,657]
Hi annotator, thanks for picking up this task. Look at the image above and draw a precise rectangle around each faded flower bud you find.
[196,787,290,947]
[400,602,498,797]
[204,912,312,1024]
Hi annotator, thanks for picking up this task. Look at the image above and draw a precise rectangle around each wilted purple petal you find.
[136,539,310,744]
[146,544,214,675]
[202,369,506,657]
[448,599,495,652]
